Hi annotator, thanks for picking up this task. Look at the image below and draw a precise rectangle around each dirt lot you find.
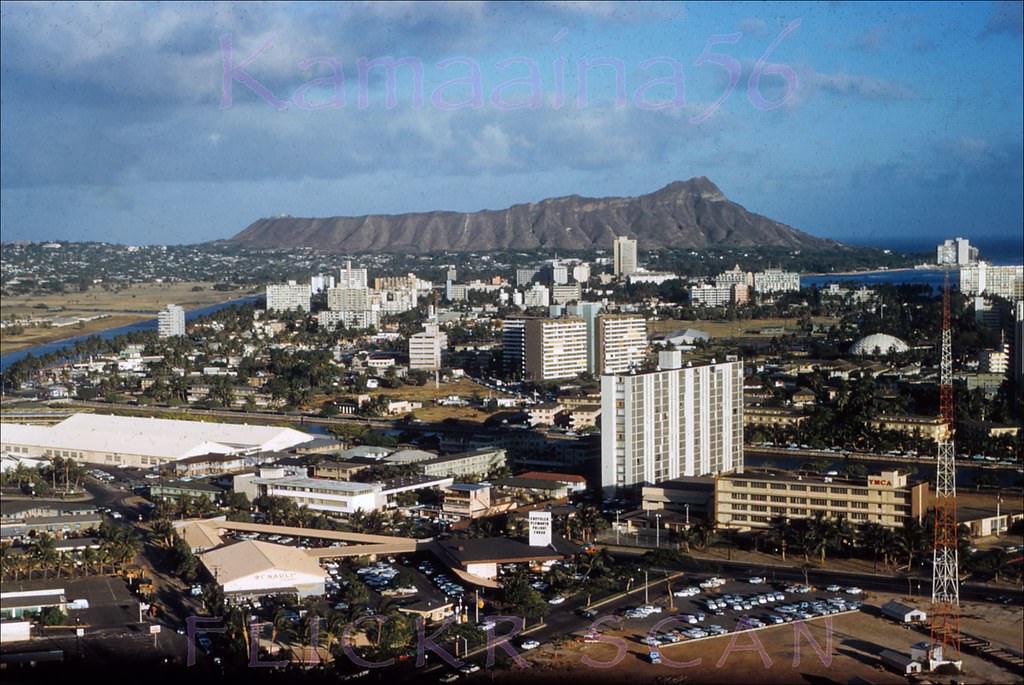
[338,377,517,424]
[647,317,840,340]
[494,594,1023,685]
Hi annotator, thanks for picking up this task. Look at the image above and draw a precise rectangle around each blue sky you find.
[1,1,1021,250]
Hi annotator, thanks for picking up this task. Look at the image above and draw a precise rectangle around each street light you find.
[684,504,690,526]
[655,514,661,548]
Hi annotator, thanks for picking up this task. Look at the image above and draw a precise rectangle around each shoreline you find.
[800,265,951,277]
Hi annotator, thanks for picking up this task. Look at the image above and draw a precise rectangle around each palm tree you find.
[896,517,930,571]
[150,519,176,549]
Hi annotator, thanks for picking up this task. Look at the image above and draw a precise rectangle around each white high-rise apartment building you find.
[266,281,312,312]
[523,283,551,308]
[310,274,336,293]
[753,268,800,294]
[613,236,638,277]
[960,262,1024,301]
[524,318,588,381]
[327,286,373,311]
[157,304,185,338]
[409,323,447,371]
[936,237,978,265]
[339,261,368,289]
[596,315,648,374]
[601,351,743,492]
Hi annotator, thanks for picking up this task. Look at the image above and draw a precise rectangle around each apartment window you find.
[770,483,787,490]
[733,481,748,488]
[810,485,827,493]
[751,482,767,489]
[810,498,827,506]
[732,514,748,522]
[770,496,787,503]
[771,506,786,514]
[751,494,768,502]
[751,505,767,512]
[852,489,868,497]
[851,501,869,509]
[830,500,848,509]
[830,487,848,494]
[789,484,807,492]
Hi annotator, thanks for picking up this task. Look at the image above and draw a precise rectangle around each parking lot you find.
[601,575,865,653]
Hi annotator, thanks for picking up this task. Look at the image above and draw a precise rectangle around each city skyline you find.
[1,1,1021,248]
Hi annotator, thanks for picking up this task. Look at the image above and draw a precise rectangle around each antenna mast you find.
[930,274,959,659]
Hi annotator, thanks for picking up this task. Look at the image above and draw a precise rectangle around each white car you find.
[548,596,566,605]
[748,577,765,585]
[826,584,841,592]
[520,640,540,650]
[845,587,863,595]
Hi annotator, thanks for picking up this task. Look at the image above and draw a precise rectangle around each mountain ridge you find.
[226,178,841,253]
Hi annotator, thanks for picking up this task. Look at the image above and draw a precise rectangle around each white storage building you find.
[881,600,927,624]
[0,413,313,468]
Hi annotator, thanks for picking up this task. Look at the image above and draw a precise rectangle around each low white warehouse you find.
[0,413,313,468]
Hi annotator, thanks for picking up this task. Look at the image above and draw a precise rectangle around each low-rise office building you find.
[715,468,928,531]
[199,540,327,600]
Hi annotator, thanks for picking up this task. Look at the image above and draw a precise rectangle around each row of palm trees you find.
[0,524,141,581]
[760,512,970,572]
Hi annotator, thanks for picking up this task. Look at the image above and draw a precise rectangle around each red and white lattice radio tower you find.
[930,275,960,660]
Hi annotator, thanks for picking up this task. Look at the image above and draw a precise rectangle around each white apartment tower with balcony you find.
[596,314,648,374]
[157,304,186,338]
[613,236,638,277]
[601,351,743,493]
[524,318,588,381]
[266,281,312,312]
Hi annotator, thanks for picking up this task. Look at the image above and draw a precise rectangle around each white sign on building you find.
[528,510,552,547]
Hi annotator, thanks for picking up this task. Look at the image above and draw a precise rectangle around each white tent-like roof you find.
[2,413,312,461]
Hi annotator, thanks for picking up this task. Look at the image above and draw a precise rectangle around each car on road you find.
[845,587,863,595]
[826,584,841,592]
[459,664,481,675]
[648,651,662,664]
[748,577,765,584]
[439,674,460,683]
[520,640,540,650]
[548,596,566,605]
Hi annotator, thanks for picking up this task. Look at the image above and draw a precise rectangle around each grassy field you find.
[647,316,840,339]
[1,282,257,353]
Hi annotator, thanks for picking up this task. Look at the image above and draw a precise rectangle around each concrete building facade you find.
[157,304,185,338]
[601,351,743,492]
[524,318,588,381]
[596,314,648,374]
[613,236,638,277]
[266,281,312,312]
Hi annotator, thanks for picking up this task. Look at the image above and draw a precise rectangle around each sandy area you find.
[492,593,1022,685]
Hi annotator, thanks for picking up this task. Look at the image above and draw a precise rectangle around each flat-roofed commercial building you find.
[867,414,944,442]
[596,315,648,375]
[715,468,927,531]
[419,448,507,479]
[252,476,383,514]
[601,351,743,492]
[442,483,492,519]
[524,318,587,381]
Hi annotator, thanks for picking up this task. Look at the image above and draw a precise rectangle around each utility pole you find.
[930,276,960,663]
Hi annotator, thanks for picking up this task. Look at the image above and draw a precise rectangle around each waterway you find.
[0,294,263,372]
[744,452,1022,489]
[800,268,954,293]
